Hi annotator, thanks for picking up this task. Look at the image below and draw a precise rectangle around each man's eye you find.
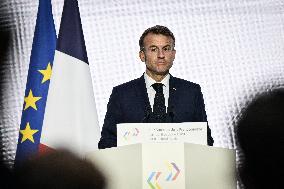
[164,47,171,51]
[150,48,157,52]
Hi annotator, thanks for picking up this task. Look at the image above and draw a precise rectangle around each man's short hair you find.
[139,25,175,51]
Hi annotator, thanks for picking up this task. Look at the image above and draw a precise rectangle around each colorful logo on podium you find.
[123,127,139,140]
[147,171,162,189]
[165,162,180,181]
[147,162,180,189]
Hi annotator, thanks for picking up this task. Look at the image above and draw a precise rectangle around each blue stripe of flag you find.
[57,0,88,64]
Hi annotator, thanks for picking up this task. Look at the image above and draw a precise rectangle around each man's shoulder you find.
[113,77,142,91]
[171,76,201,90]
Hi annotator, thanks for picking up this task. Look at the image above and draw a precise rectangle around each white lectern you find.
[86,143,236,189]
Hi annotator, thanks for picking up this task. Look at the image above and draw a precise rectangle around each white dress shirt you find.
[144,73,170,111]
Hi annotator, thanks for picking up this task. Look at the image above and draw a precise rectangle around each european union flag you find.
[15,0,56,164]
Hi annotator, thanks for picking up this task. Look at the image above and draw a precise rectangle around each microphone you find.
[167,105,175,123]
[142,105,152,123]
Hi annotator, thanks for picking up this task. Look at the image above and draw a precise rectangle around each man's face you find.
[139,33,176,77]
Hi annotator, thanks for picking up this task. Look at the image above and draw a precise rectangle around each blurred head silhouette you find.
[14,150,106,189]
[0,10,12,189]
[237,88,284,189]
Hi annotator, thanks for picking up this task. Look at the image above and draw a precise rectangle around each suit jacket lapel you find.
[168,75,180,122]
[135,75,151,112]
[168,75,177,109]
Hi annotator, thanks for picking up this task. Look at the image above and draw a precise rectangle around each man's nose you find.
[157,49,165,58]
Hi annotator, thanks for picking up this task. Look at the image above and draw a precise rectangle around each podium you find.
[86,143,236,189]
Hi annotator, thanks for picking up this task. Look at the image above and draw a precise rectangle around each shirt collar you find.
[144,72,170,89]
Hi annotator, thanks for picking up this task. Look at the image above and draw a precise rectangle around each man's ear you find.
[172,49,176,60]
[139,50,145,62]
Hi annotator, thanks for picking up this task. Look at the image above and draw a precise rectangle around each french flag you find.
[40,0,100,155]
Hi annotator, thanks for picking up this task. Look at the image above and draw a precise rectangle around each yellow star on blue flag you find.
[38,62,52,83]
[24,89,42,110]
[20,122,39,143]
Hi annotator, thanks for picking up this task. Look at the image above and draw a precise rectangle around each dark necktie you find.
[152,83,166,121]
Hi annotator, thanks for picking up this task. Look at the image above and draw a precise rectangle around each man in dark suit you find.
[98,25,214,149]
